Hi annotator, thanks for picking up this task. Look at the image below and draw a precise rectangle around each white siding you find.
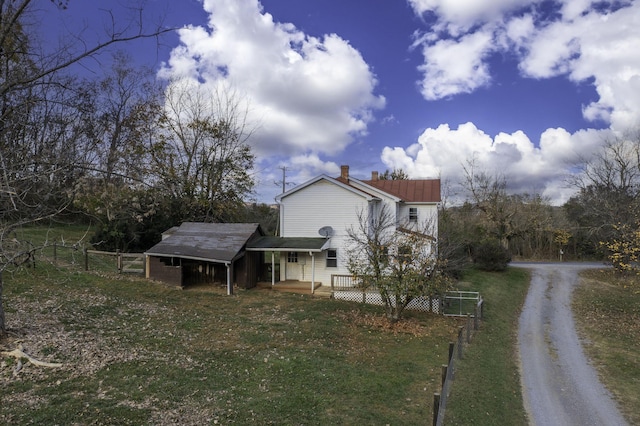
[279,179,370,281]
[398,204,439,236]
[277,177,440,287]
[280,180,368,239]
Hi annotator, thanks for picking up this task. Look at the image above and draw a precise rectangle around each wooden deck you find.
[256,280,331,296]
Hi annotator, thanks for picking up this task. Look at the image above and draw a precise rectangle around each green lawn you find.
[444,267,530,425]
[2,226,535,425]
[2,261,463,424]
[573,270,640,425]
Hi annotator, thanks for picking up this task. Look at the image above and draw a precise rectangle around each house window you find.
[287,252,298,263]
[326,249,337,267]
[409,207,418,222]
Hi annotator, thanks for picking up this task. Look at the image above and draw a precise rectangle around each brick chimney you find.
[371,171,379,181]
[340,165,349,181]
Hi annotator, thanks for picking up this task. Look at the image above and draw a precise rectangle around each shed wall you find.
[148,256,183,287]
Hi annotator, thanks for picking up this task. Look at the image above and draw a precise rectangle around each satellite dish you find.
[318,226,333,238]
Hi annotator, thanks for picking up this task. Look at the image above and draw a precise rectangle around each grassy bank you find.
[2,262,463,424]
[444,267,530,425]
[573,270,640,425]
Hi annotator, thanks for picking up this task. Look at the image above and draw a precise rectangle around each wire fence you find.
[38,243,145,275]
[330,275,481,316]
[330,274,486,424]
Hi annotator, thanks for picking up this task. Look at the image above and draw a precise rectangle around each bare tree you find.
[85,51,162,184]
[567,130,640,268]
[379,168,410,180]
[568,131,640,237]
[0,0,172,336]
[151,79,256,222]
[346,204,450,323]
[462,160,521,250]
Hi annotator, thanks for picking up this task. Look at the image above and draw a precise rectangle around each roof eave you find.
[276,175,378,202]
[144,252,232,265]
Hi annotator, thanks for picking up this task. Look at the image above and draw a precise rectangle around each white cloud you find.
[395,0,640,203]
[408,0,536,34]
[160,0,384,160]
[417,30,495,100]
[411,0,640,135]
[514,2,640,131]
[381,122,610,204]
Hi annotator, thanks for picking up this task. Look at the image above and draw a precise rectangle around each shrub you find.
[472,240,511,271]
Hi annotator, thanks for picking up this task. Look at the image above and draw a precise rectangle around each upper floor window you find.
[409,207,418,222]
[287,252,298,263]
[326,249,337,267]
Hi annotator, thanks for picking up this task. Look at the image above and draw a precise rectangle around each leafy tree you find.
[602,219,640,273]
[239,203,279,236]
[72,52,166,251]
[437,202,476,277]
[346,205,451,323]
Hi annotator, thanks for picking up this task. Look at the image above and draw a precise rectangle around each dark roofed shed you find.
[145,222,264,293]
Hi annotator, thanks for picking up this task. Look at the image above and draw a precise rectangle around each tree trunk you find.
[0,271,6,336]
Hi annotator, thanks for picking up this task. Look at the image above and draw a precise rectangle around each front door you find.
[285,251,303,280]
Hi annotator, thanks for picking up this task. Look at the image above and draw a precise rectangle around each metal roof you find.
[145,222,262,264]
[359,178,441,203]
[246,236,331,252]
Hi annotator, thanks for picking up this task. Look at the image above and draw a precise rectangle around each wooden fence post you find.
[433,393,440,426]
[448,342,454,363]
[474,305,479,330]
[116,250,122,273]
[457,326,464,359]
[441,364,448,389]
[466,314,472,343]
[84,248,88,271]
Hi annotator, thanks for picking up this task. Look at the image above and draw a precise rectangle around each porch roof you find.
[246,236,331,252]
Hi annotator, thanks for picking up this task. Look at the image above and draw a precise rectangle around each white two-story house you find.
[256,165,441,292]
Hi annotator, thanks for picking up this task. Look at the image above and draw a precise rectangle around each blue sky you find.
[41,0,640,204]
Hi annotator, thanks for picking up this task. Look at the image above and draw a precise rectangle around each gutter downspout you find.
[271,252,275,287]
[226,262,232,295]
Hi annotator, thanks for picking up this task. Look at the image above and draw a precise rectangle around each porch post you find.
[310,251,315,294]
[226,262,233,296]
[271,251,275,287]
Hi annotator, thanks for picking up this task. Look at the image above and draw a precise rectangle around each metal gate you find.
[443,291,482,317]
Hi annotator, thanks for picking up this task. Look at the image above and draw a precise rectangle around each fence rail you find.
[433,299,484,425]
[44,243,146,275]
[85,249,145,274]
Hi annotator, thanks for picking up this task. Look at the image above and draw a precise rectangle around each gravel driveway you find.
[514,262,628,426]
